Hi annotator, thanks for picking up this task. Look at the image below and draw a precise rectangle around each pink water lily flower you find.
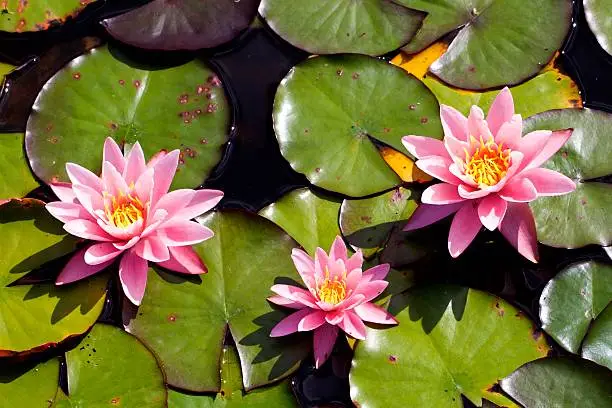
[46,138,223,305]
[269,236,397,368]
[402,88,576,262]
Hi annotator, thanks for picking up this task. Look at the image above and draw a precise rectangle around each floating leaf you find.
[259,187,341,255]
[259,0,423,56]
[582,303,612,370]
[273,54,442,197]
[524,108,612,249]
[0,199,107,355]
[124,210,309,392]
[168,391,215,408]
[0,133,40,203]
[0,359,59,406]
[540,261,612,369]
[0,0,97,32]
[500,357,612,408]
[395,0,572,89]
[584,0,612,56]
[26,45,230,190]
[379,147,432,183]
[54,324,166,407]
[103,0,259,50]
[350,285,549,407]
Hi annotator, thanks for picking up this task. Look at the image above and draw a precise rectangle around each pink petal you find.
[440,105,468,141]
[495,114,522,149]
[64,219,114,241]
[267,295,307,309]
[84,242,124,265]
[155,189,198,223]
[292,248,317,293]
[46,202,93,223]
[314,247,329,281]
[134,167,154,204]
[133,236,170,262]
[458,184,491,200]
[522,168,576,196]
[151,150,180,205]
[422,183,464,205]
[65,162,102,191]
[499,202,539,263]
[499,178,538,202]
[448,201,481,258]
[313,324,339,368]
[444,133,469,163]
[142,209,168,234]
[56,247,113,285]
[271,284,318,308]
[477,194,508,231]
[449,163,477,187]
[113,236,140,251]
[526,129,573,170]
[174,189,224,220]
[344,268,363,292]
[329,236,348,263]
[270,308,313,337]
[325,310,345,325]
[354,303,398,325]
[156,245,207,274]
[517,130,553,172]
[123,142,147,185]
[338,310,366,340]
[362,264,390,283]
[403,202,463,231]
[353,281,387,303]
[416,157,461,185]
[146,150,168,168]
[468,106,493,140]
[49,182,76,203]
[156,221,214,247]
[72,184,105,217]
[345,251,364,274]
[97,218,143,241]
[101,161,129,197]
[119,251,149,306]
[487,87,514,136]
[103,137,125,174]
[298,310,327,331]
[401,135,449,159]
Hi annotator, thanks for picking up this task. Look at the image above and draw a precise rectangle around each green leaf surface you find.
[273,54,442,197]
[26,45,230,190]
[55,324,166,407]
[0,199,107,355]
[0,133,40,202]
[350,285,549,408]
[0,359,59,407]
[259,0,424,56]
[582,303,612,370]
[124,210,309,392]
[168,391,215,408]
[500,357,612,408]
[396,0,572,89]
[524,108,612,248]
[0,0,97,32]
[584,0,612,56]
[259,187,342,255]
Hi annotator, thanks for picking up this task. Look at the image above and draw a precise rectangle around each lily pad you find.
[259,0,423,56]
[584,0,612,56]
[103,0,259,50]
[0,0,97,32]
[540,261,612,369]
[523,108,612,249]
[25,45,230,190]
[259,187,342,255]
[273,54,442,197]
[500,357,612,408]
[0,199,107,355]
[0,359,59,407]
[582,303,612,370]
[350,285,549,407]
[55,324,166,407]
[124,210,309,392]
[395,0,573,89]
[0,133,40,203]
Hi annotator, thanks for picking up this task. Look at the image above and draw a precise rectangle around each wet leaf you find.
[395,0,573,89]
[379,147,432,183]
[0,133,40,203]
[0,359,59,406]
[25,45,230,190]
[259,0,423,56]
[582,303,612,370]
[0,199,107,355]
[584,0,612,56]
[273,54,442,197]
[350,285,549,407]
[124,210,309,392]
[0,0,97,32]
[500,357,612,408]
[524,108,612,249]
[103,0,259,50]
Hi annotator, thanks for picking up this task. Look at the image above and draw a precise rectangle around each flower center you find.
[317,271,347,305]
[464,136,511,186]
[105,193,145,229]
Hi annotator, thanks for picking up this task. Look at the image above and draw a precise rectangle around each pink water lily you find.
[46,138,223,305]
[402,88,576,262]
[269,236,397,368]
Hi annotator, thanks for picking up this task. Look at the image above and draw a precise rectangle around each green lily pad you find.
[0,359,59,407]
[582,303,612,370]
[259,0,423,56]
[124,210,309,392]
[25,45,230,190]
[168,391,215,408]
[539,261,612,369]
[500,357,612,408]
[524,108,612,249]
[103,0,259,50]
[0,199,107,356]
[0,134,40,203]
[584,0,612,56]
[273,54,442,197]
[0,0,97,32]
[259,187,342,255]
[0,62,14,77]
[54,324,166,407]
[350,285,549,407]
[395,0,572,89]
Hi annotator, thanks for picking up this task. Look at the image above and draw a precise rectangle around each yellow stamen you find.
[104,192,145,229]
[317,269,347,305]
[464,136,511,186]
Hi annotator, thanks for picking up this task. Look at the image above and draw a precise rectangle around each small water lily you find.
[268,236,397,368]
[46,138,223,305]
[402,88,576,262]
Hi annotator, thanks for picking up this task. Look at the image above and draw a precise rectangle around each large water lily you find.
[402,88,576,262]
[269,236,397,368]
[46,138,223,305]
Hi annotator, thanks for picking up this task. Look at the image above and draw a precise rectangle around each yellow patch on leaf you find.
[380,147,432,183]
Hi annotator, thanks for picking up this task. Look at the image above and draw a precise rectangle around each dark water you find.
[0,1,610,407]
